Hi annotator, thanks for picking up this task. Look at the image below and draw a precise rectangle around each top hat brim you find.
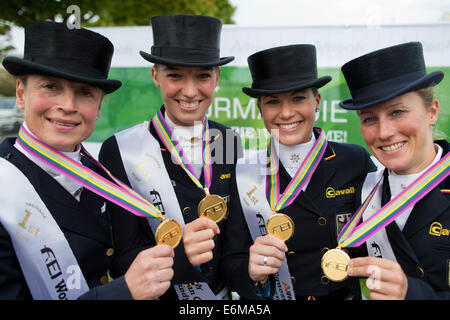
[242,76,332,98]
[139,51,234,67]
[3,57,122,94]
[339,71,444,110]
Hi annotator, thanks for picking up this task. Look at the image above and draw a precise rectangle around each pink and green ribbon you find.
[338,152,450,248]
[267,128,328,212]
[17,125,163,220]
[151,110,212,194]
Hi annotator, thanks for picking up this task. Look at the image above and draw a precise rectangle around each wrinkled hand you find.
[348,256,408,300]
[248,234,287,282]
[183,217,220,266]
[124,245,174,300]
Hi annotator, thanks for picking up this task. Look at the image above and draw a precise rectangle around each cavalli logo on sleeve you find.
[326,186,355,198]
[429,222,450,237]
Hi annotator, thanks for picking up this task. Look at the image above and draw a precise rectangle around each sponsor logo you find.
[429,222,450,237]
[220,173,231,180]
[326,186,355,198]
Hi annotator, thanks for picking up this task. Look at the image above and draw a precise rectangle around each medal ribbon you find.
[338,152,450,248]
[16,125,164,220]
[151,110,212,193]
[267,128,327,212]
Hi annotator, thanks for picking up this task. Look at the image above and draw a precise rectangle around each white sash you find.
[361,170,397,262]
[0,158,89,300]
[115,122,219,300]
[236,150,296,300]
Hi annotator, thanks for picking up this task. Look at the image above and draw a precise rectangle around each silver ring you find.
[263,256,268,265]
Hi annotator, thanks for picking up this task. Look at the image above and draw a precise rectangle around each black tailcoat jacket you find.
[99,107,242,299]
[0,138,134,300]
[369,140,449,300]
[222,134,377,300]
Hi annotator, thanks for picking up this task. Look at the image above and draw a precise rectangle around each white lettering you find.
[233,98,258,120]
[66,265,82,290]
[214,97,231,118]
[331,100,348,123]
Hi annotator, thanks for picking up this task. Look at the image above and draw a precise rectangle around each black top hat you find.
[2,21,121,94]
[139,14,234,67]
[339,42,444,110]
[242,44,331,98]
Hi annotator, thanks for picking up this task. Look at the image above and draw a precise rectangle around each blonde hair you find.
[415,86,447,140]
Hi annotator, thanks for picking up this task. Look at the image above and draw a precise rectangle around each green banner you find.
[91,66,450,151]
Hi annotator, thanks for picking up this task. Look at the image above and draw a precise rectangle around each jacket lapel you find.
[279,142,337,217]
[402,184,450,239]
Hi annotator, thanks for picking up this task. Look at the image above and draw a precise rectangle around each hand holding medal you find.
[152,110,228,266]
[321,154,449,282]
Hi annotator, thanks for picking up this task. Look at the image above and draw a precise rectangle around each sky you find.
[229,0,450,26]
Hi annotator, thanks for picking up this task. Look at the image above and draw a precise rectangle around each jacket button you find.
[317,217,327,226]
[416,267,425,278]
[290,276,296,284]
[287,251,296,256]
[322,247,329,254]
[100,275,109,285]
[106,248,114,256]
[321,276,330,284]
[183,207,191,215]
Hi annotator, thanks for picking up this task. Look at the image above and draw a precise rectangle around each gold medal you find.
[266,213,295,242]
[321,247,350,282]
[198,194,227,223]
[155,219,182,248]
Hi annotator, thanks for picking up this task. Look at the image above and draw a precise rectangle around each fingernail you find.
[347,268,353,276]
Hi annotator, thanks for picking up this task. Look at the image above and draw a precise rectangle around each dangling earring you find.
[315,107,319,113]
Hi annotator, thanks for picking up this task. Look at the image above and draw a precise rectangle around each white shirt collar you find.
[274,134,316,176]
[388,143,443,197]
[164,112,204,147]
[14,122,83,199]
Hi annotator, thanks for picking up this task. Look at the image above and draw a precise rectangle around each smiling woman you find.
[0,20,181,301]
[356,91,438,175]
[16,75,104,152]
[151,64,220,126]
[222,44,376,300]
[339,42,450,300]
[15,75,104,152]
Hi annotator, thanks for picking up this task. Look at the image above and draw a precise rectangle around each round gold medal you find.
[321,248,350,282]
[266,213,295,242]
[198,194,227,223]
[155,219,182,248]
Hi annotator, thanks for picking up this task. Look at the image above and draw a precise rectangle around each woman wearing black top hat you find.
[221,44,376,300]
[99,14,242,300]
[0,21,175,300]
[339,42,449,300]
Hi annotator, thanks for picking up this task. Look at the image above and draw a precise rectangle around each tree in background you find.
[0,0,236,96]
[0,0,236,56]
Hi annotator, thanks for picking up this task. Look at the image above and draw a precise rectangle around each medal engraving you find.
[198,194,227,223]
[321,248,350,282]
[266,213,295,242]
[155,219,182,248]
